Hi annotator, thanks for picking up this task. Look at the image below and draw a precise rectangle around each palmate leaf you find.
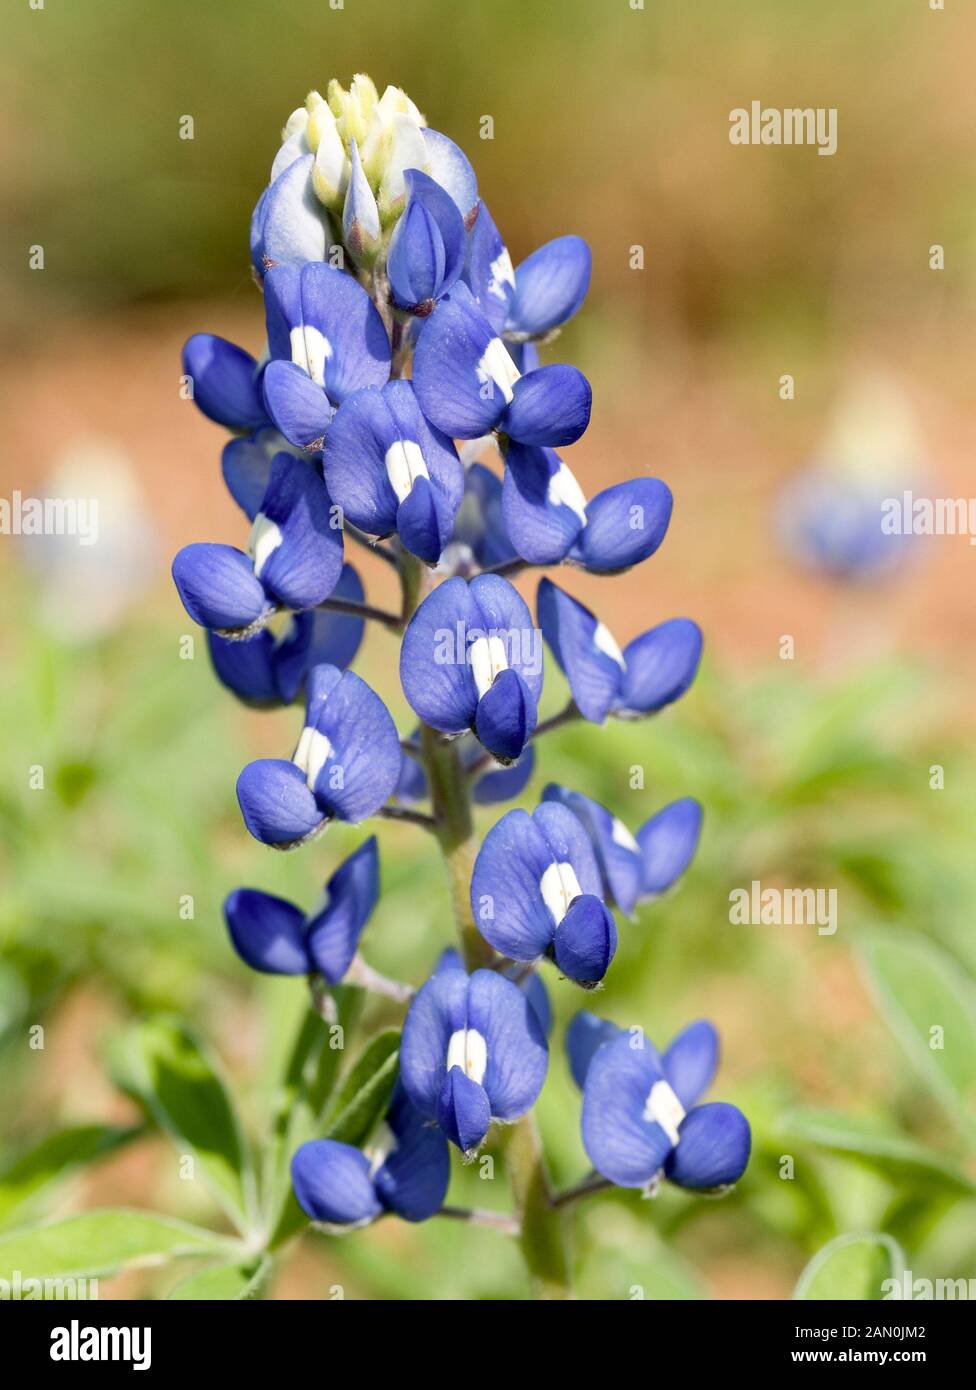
[167,1254,272,1300]
[0,1124,143,1229]
[107,1017,256,1233]
[793,1232,905,1300]
[0,1209,235,1286]
[860,930,976,1145]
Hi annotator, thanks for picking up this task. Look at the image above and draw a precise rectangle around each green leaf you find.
[0,1124,142,1228]
[779,1108,976,1195]
[324,1029,400,1147]
[0,1209,234,1284]
[860,931,976,1143]
[794,1232,905,1300]
[167,1254,272,1300]
[109,1017,254,1232]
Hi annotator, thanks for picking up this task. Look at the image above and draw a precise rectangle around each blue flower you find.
[502,444,671,572]
[221,428,307,519]
[399,574,544,764]
[397,732,535,807]
[172,454,344,634]
[537,578,702,723]
[542,784,703,913]
[571,1014,750,1192]
[469,801,617,986]
[262,263,391,450]
[251,153,335,274]
[324,380,463,565]
[223,836,378,982]
[778,467,916,584]
[400,965,548,1153]
[291,1084,449,1226]
[446,462,518,573]
[412,284,591,447]
[236,663,401,848]
[182,334,271,433]
[464,202,591,341]
[433,945,552,1037]
[208,562,366,707]
[387,169,466,312]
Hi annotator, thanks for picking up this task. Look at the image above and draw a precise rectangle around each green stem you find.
[502,1117,573,1300]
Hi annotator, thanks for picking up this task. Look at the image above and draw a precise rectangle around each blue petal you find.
[506,235,592,338]
[436,1067,492,1153]
[636,798,703,899]
[399,575,482,735]
[551,894,617,985]
[463,202,514,333]
[532,800,604,897]
[536,578,624,724]
[474,667,535,763]
[236,757,326,848]
[298,668,401,823]
[514,966,552,1037]
[387,169,465,308]
[565,1010,622,1090]
[257,155,333,270]
[395,748,428,804]
[422,129,479,226]
[400,967,471,1119]
[472,743,536,805]
[503,444,586,564]
[665,1103,751,1191]
[222,429,302,521]
[502,365,592,448]
[568,479,673,574]
[412,284,510,438]
[208,623,303,708]
[542,783,642,914]
[263,263,303,364]
[662,1019,719,1110]
[291,1139,382,1225]
[253,455,344,611]
[468,573,545,706]
[617,619,703,715]
[262,360,334,450]
[467,968,548,1121]
[223,887,309,974]
[172,543,267,631]
[297,263,391,403]
[374,1086,450,1221]
[306,563,366,672]
[305,836,379,984]
[182,334,268,432]
[581,1031,674,1188]
[470,807,562,960]
[450,463,518,570]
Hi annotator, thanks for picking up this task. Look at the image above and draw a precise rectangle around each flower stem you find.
[502,1116,573,1299]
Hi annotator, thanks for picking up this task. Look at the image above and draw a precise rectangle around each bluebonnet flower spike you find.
[400,966,548,1153]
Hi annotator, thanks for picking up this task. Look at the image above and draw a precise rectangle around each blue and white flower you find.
[387,169,467,312]
[570,1014,751,1193]
[236,663,401,848]
[400,965,548,1154]
[537,578,702,723]
[470,800,617,985]
[291,1083,450,1226]
[399,573,544,764]
[464,202,591,342]
[223,836,378,982]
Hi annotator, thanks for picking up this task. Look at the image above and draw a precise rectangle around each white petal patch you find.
[476,337,520,406]
[384,438,429,503]
[290,324,333,387]
[363,1121,399,1178]
[642,1079,686,1147]
[446,1027,488,1085]
[248,512,283,578]
[488,248,516,304]
[293,724,333,791]
[540,860,583,924]
[593,621,626,670]
[611,816,640,852]
[469,633,508,698]
[547,462,588,525]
